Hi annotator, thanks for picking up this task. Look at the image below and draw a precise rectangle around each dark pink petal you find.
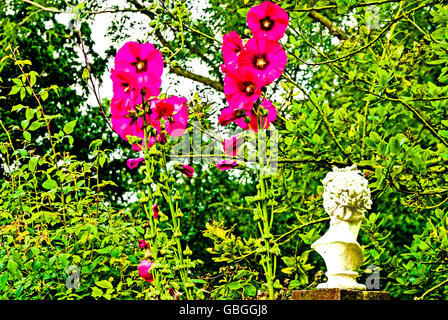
[220,61,238,74]
[218,107,241,126]
[222,31,243,65]
[237,37,287,86]
[110,68,138,102]
[224,69,263,110]
[152,96,189,137]
[217,160,239,171]
[154,100,175,119]
[127,157,144,169]
[138,260,154,283]
[180,164,194,177]
[138,239,150,249]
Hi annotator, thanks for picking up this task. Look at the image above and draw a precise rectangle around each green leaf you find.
[237,8,249,17]
[281,267,295,274]
[82,68,89,82]
[40,90,48,101]
[389,137,401,155]
[439,130,448,139]
[7,259,18,276]
[42,179,58,190]
[228,282,241,290]
[418,241,430,251]
[23,131,31,142]
[11,104,26,112]
[21,119,29,130]
[20,87,26,100]
[25,108,35,121]
[369,131,381,144]
[285,120,295,132]
[63,120,77,135]
[0,273,9,291]
[91,287,103,298]
[95,280,113,289]
[28,121,43,131]
[377,140,388,156]
[9,86,20,95]
[288,279,302,289]
[337,4,348,14]
[29,73,37,87]
[243,284,256,297]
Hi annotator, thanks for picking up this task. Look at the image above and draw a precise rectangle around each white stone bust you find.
[312,164,372,290]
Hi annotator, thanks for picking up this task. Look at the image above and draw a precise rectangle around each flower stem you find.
[259,174,275,300]
[161,147,193,300]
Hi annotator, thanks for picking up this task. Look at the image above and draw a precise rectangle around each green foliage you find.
[0,49,144,299]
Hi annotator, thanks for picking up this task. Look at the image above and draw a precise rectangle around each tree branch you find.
[170,66,223,92]
[308,10,347,40]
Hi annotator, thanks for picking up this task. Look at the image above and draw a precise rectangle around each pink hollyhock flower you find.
[247,1,289,41]
[138,260,154,283]
[221,31,243,73]
[111,98,159,151]
[151,96,189,137]
[234,99,277,132]
[110,69,160,150]
[222,31,243,63]
[224,69,263,110]
[110,96,143,141]
[127,157,144,169]
[152,203,160,219]
[174,164,194,177]
[218,107,247,126]
[237,36,287,86]
[138,239,150,249]
[217,160,239,171]
[223,135,244,157]
[114,41,163,97]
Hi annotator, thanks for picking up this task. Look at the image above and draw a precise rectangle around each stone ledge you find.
[291,288,391,300]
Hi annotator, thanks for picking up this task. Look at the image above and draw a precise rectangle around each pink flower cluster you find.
[109,41,190,169]
[218,1,288,133]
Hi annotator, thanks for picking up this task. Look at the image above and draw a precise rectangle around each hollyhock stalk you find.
[159,145,193,299]
[256,111,278,300]
[138,91,193,299]
[138,91,164,296]
[257,174,276,300]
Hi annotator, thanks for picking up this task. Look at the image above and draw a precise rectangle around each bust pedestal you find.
[291,288,391,300]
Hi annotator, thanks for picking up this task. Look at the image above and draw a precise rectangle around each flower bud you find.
[138,239,150,249]
[183,246,192,256]
[138,260,154,283]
